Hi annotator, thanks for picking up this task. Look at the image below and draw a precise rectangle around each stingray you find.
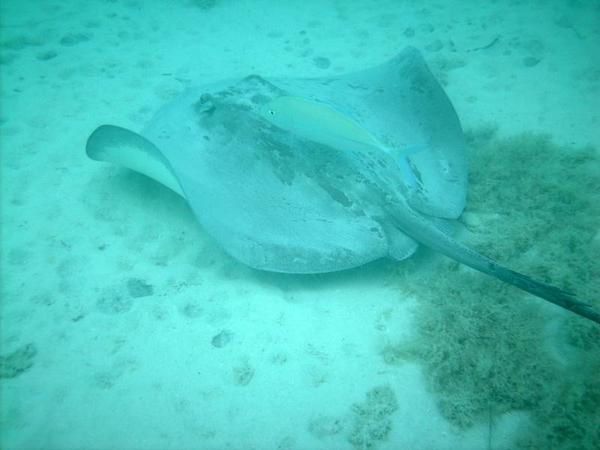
[86,47,599,324]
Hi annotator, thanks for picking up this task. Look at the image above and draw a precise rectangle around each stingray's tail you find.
[482,264,600,324]
[391,209,600,325]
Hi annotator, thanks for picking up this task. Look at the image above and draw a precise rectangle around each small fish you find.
[261,96,417,155]
[260,95,424,189]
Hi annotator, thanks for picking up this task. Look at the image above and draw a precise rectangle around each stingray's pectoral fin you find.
[398,143,429,157]
[86,125,184,197]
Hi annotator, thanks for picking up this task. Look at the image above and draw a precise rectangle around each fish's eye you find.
[268,110,275,116]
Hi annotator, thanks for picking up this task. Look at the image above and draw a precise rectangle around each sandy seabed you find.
[1,1,598,449]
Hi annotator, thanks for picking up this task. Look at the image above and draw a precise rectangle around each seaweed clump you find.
[0,343,37,379]
[384,129,600,448]
[190,0,218,10]
[347,385,399,449]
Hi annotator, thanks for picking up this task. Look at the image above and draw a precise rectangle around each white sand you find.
[1,0,598,449]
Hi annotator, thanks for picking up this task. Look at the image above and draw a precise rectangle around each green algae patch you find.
[348,385,399,449]
[385,129,600,449]
[0,343,37,379]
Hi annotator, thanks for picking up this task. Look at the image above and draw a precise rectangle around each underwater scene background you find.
[1,1,598,449]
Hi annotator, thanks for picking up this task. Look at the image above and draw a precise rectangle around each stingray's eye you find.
[268,109,275,116]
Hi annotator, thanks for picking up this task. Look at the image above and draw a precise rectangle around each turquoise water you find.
[1,1,599,449]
